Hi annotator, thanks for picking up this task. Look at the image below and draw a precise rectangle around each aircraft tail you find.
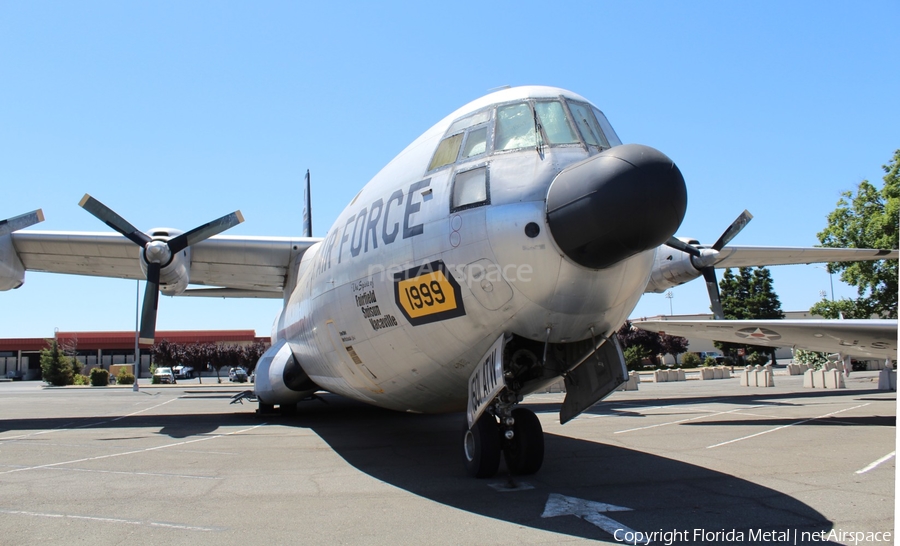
[302,169,312,238]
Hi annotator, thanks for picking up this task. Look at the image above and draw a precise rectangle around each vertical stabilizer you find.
[302,170,312,238]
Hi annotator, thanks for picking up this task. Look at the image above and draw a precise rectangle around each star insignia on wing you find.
[735,327,782,342]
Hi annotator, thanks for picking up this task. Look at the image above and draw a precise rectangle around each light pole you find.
[815,265,834,301]
[665,291,674,316]
[133,279,140,392]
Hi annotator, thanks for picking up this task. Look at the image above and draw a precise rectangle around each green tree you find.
[716,267,784,363]
[41,339,74,386]
[813,149,899,319]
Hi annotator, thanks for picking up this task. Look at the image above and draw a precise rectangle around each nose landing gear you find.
[463,404,544,478]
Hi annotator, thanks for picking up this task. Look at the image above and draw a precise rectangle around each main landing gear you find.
[463,403,544,478]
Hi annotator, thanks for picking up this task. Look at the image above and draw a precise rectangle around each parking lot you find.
[0,372,893,545]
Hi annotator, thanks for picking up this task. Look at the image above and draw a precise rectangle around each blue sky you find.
[1,1,897,338]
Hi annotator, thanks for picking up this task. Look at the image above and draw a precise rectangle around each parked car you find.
[228,367,248,383]
[153,367,176,384]
[173,365,194,379]
[696,351,727,364]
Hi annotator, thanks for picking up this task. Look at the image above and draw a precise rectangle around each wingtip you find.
[78,194,92,208]
[235,210,245,224]
[35,209,45,222]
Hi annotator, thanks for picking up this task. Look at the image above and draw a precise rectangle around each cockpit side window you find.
[495,102,536,151]
[448,110,491,134]
[592,107,622,147]
[461,126,488,158]
[568,101,610,149]
[428,109,492,172]
[428,133,464,171]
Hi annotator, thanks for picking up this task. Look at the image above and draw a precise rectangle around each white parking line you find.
[706,403,870,449]
[0,398,177,443]
[614,406,762,434]
[0,422,267,475]
[0,507,222,531]
[855,451,895,474]
[0,464,221,480]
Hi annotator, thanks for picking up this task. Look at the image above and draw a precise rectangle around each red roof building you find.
[0,330,269,380]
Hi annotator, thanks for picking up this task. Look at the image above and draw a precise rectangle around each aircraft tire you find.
[503,407,544,475]
[463,414,501,478]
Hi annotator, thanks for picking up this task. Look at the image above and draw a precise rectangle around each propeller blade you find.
[0,209,45,236]
[79,194,152,247]
[139,263,161,344]
[167,210,244,253]
[701,267,725,320]
[711,209,753,251]
[664,236,701,257]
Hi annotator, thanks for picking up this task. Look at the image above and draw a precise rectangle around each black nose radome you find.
[546,144,687,269]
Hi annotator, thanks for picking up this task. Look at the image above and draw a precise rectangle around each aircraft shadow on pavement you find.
[526,387,895,420]
[0,396,840,544]
[274,395,836,544]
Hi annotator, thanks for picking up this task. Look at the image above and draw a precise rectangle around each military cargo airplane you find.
[2,86,897,478]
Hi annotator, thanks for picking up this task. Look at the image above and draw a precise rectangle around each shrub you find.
[73,374,89,385]
[151,374,161,385]
[117,368,135,385]
[746,352,770,366]
[41,340,74,386]
[624,345,651,371]
[680,352,701,368]
[703,356,718,367]
[89,367,110,387]
[793,349,828,369]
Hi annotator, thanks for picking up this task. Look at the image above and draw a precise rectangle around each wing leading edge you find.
[633,318,898,361]
[9,231,322,297]
[709,246,898,269]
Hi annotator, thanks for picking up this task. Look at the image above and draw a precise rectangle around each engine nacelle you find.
[645,245,702,293]
[0,233,25,291]
[254,339,318,407]
[140,228,191,296]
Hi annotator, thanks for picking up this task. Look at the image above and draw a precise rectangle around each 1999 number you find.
[404,280,446,309]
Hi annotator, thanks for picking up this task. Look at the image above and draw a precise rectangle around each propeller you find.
[79,194,244,344]
[0,209,45,236]
[664,210,753,319]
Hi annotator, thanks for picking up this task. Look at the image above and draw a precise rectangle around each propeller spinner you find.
[664,210,753,319]
[79,194,243,344]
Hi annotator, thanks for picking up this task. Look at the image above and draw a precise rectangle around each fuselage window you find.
[495,102,536,151]
[534,101,579,145]
[428,133,464,171]
[568,102,610,149]
[451,166,489,211]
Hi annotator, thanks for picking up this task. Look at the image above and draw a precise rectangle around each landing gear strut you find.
[462,405,544,478]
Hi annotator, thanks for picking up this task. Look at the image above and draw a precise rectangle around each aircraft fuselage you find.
[258,86,687,413]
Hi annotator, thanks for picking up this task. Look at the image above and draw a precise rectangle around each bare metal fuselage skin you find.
[257,87,663,413]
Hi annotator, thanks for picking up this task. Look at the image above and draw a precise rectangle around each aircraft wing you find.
[8,231,321,298]
[633,318,898,361]
[708,246,897,269]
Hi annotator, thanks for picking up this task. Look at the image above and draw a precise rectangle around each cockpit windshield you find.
[427,96,621,172]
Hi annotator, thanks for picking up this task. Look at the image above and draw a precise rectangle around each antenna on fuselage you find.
[302,169,312,238]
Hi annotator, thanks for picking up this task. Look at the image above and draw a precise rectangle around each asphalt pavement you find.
[0,371,893,545]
